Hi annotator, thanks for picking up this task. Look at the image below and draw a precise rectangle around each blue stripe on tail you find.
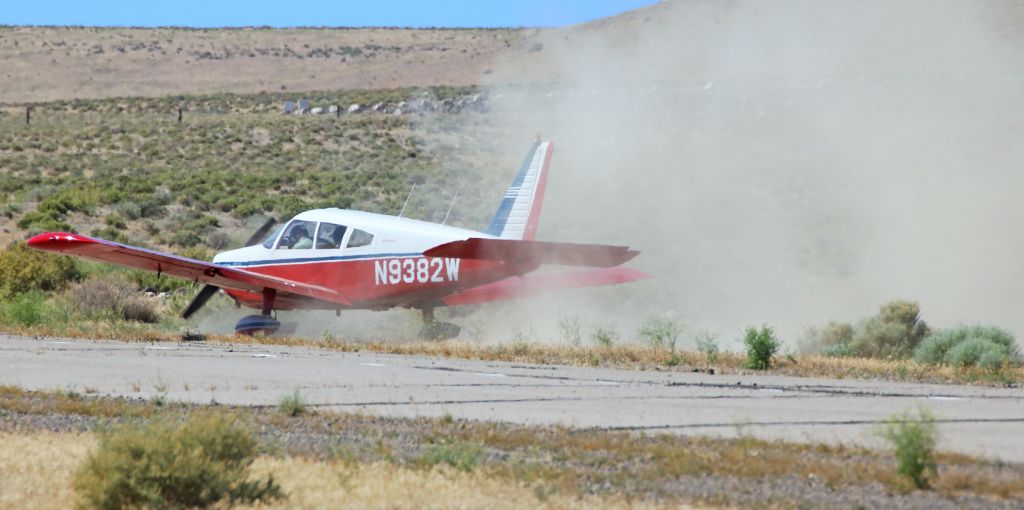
[484,142,541,237]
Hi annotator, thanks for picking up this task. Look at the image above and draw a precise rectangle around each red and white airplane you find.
[28,141,649,337]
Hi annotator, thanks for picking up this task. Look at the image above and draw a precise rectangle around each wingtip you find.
[26,232,95,251]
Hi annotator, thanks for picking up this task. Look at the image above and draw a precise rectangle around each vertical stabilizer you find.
[483,141,553,240]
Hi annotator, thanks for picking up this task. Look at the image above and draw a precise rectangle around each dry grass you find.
[0,431,682,510]
[2,321,1020,386]
[0,432,94,510]
[0,385,155,418]
[244,458,677,510]
[450,422,1024,500]
[1,388,1023,505]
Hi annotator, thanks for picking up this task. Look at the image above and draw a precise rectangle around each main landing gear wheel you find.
[418,307,461,341]
[234,315,281,336]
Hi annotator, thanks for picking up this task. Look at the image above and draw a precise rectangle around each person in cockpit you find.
[286,225,313,249]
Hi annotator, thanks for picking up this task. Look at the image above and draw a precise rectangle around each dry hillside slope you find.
[0,26,547,102]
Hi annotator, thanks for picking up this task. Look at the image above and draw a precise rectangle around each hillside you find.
[0,26,548,103]
[0,88,522,249]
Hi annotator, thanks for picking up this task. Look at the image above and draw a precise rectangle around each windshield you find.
[261,225,285,249]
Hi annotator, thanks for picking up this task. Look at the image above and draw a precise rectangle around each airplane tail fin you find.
[482,141,553,240]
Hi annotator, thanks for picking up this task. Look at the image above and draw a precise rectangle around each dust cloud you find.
[451,0,1024,347]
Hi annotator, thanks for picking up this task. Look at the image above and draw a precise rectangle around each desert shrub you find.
[0,290,47,327]
[851,300,929,359]
[170,230,203,247]
[591,326,618,348]
[914,325,1017,369]
[419,439,484,472]
[36,187,99,216]
[0,202,21,218]
[803,300,929,359]
[0,242,82,299]
[945,338,1008,369]
[877,408,938,490]
[638,315,683,352]
[799,321,854,355]
[115,201,142,220]
[128,269,196,294]
[74,411,283,509]
[66,277,160,323]
[743,325,779,370]
[103,214,128,229]
[278,390,306,417]
[206,231,231,249]
[90,226,129,243]
[558,314,582,346]
[16,209,73,233]
[695,331,720,365]
[178,246,211,261]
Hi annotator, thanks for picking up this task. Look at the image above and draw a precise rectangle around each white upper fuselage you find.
[212,208,493,268]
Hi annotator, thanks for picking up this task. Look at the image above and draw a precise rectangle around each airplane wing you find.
[26,232,349,306]
[423,238,639,268]
[440,267,651,306]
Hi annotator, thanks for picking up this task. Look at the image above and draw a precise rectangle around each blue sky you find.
[2,1,659,28]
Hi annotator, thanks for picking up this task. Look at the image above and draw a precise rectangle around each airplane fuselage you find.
[212,208,523,311]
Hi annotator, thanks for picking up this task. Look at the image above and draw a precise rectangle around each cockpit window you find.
[347,229,374,248]
[261,225,285,249]
[276,220,316,250]
[316,223,348,249]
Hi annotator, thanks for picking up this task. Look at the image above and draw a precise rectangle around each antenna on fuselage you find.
[441,189,460,225]
[398,183,416,218]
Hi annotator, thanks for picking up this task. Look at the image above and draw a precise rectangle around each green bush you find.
[0,291,47,327]
[743,325,779,370]
[0,242,82,299]
[877,408,938,490]
[419,439,485,472]
[74,412,282,509]
[127,270,196,294]
[638,315,683,352]
[278,390,306,417]
[914,325,1017,369]
[16,209,73,233]
[945,338,1008,369]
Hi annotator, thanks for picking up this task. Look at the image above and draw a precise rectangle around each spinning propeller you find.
[181,218,277,319]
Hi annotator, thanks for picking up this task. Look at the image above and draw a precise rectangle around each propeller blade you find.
[182,284,220,319]
[244,217,277,247]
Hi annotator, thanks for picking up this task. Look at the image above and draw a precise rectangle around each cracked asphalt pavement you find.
[2,335,1022,461]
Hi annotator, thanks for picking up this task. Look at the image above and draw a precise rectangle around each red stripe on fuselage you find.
[224,256,517,311]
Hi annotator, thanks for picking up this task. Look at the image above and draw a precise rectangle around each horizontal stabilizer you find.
[26,232,349,306]
[424,238,639,268]
[441,267,651,306]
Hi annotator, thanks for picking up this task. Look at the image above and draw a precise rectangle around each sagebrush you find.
[74,411,283,509]
[801,300,929,359]
[877,408,939,490]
